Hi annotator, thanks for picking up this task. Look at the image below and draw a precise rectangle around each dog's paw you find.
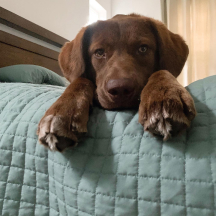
[37,100,90,152]
[139,84,196,140]
[37,115,78,151]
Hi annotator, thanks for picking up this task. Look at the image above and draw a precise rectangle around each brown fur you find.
[37,77,94,151]
[37,14,196,151]
[139,70,196,140]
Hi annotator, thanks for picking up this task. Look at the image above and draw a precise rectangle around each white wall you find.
[111,0,162,21]
[0,0,89,40]
[97,0,112,19]
[0,0,112,40]
[0,0,160,40]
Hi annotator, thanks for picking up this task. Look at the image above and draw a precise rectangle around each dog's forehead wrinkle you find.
[91,21,120,41]
[90,19,155,52]
[117,18,152,39]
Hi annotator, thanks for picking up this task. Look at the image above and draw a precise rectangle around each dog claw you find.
[45,134,58,151]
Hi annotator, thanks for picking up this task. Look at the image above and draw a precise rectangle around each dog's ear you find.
[58,27,88,83]
[149,19,189,77]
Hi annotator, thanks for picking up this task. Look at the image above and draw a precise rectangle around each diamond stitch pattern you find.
[0,76,216,216]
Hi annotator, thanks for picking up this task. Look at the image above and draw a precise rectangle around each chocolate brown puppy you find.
[37,14,196,151]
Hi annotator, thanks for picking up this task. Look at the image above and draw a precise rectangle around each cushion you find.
[0,64,65,86]
[0,75,216,216]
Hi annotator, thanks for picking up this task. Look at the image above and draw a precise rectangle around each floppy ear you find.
[149,19,189,77]
[58,27,87,83]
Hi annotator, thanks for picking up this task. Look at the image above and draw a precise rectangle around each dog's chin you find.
[96,93,140,110]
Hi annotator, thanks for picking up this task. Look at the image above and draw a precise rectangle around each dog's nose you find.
[106,79,134,98]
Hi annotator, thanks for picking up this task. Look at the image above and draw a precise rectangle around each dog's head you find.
[59,14,189,110]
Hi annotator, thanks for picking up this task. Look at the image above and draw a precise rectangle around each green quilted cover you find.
[0,76,216,216]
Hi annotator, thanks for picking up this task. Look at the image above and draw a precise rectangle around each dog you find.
[37,14,196,152]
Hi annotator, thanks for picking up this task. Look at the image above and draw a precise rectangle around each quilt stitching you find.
[184,126,189,216]
[4,146,216,161]
[2,152,216,185]
[113,114,136,216]
[75,108,102,216]
[204,79,215,214]
[93,112,118,215]
[1,89,38,216]
[52,153,61,215]
[16,114,28,216]
[1,76,216,216]
[48,176,216,211]
[159,135,163,215]
[2,187,215,212]
[18,88,44,216]
[136,130,144,215]
[62,161,69,216]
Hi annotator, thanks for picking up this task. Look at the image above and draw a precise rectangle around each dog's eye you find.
[138,45,148,53]
[94,49,106,58]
